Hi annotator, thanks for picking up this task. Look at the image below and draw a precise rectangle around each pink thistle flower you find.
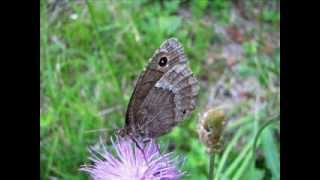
[80,137,184,180]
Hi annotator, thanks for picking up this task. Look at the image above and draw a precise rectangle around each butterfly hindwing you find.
[135,64,199,138]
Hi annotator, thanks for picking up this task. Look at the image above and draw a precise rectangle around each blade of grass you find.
[226,114,279,178]
[215,123,252,180]
[85,0,123,103]
[208,154,215,180]
[252,114,279,159]
[224,137,254,177]
[261,124,280,179]
[45,135,59,178]
[226,115,253,131]
[232,147,253,179]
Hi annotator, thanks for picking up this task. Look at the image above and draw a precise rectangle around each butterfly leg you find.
[143,138,161,154]
[131,136,149,165]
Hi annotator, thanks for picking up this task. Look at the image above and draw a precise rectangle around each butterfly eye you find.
[158,57,168,67]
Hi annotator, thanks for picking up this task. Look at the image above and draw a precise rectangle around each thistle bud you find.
[197,107,227,153]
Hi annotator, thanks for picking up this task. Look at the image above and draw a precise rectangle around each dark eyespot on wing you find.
[159,57,168,67]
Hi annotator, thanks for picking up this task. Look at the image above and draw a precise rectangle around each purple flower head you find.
[80,137,184,180]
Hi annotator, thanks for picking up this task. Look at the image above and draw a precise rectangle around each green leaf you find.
[191,0,208,17]
[241,167,265,180]
[261,126,280,179]
[164,0,180,14]
[158,16,182,34]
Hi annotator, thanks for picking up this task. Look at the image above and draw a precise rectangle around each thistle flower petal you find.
[81,137,183,180]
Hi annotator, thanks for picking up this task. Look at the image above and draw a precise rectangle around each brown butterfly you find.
[118,38,199,140]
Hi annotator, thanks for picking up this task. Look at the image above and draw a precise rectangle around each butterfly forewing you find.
[123,38,198,138]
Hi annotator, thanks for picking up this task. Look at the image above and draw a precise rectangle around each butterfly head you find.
[116,128,129,138]
[117,126,147,139]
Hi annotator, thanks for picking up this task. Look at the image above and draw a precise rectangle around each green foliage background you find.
[40,0,280,179]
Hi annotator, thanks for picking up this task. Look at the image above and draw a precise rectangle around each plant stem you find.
[208,154,215,180]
